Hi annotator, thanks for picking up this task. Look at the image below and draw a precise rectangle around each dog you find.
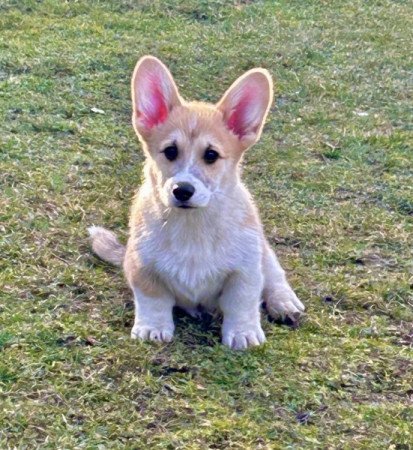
[89,55,304,350]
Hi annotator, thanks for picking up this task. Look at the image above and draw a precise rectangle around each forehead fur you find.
[145,101,241,155]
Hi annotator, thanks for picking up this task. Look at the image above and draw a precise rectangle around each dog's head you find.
[131,56,273,209]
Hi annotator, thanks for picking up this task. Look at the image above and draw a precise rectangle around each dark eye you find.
[162,144,178,161]
[203,148,219,164]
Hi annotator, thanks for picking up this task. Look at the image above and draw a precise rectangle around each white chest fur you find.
[135,206,259,307]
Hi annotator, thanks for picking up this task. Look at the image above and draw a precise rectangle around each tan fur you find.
[88,226,125,267]
[123,247,165,299]
[89,55,304,349]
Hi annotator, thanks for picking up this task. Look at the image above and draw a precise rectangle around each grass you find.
[1,0,412,448]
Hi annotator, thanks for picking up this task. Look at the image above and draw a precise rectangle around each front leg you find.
[219,270,266,350]
[130,287,175,342]
[124,250,175,343]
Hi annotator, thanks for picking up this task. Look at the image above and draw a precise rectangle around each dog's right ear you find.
[131,56,182,138]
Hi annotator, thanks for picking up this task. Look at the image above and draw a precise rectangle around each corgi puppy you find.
[89,56,304,350]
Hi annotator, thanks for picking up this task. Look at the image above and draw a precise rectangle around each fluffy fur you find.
[89,56,304,350]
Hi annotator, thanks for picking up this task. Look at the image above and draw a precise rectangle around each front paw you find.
[131,324,174,343]
[222,324,266,350]
[265,285,305,320]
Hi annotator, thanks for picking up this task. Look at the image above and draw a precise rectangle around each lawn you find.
[1,0,412,448]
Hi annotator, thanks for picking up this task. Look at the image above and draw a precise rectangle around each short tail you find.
[88,226,126,267]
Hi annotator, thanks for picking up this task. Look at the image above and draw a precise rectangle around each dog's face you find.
[131,56,273,209]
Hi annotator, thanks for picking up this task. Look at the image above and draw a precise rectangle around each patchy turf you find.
[1,0,412,448]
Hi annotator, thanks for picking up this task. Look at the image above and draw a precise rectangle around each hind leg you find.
[262,240,304,320]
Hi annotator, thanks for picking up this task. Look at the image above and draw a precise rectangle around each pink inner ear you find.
[226,86,256,138]
[137,74,169,129]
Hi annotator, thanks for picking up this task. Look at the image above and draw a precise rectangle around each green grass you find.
[1,0,412,448]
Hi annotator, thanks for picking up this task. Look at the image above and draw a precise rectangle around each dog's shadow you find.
[173,307,221,348]
[174,305,301,348]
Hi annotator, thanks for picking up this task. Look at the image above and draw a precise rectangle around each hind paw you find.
[265,286,305,320]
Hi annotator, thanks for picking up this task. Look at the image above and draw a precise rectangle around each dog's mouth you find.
[177,204,195,209]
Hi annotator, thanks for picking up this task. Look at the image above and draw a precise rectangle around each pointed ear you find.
[131,56,182,136]
[217,69,273,148]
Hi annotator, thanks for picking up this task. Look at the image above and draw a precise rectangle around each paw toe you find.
[266,288,305,320]
[131,325,174,343]
[223,328,266,350]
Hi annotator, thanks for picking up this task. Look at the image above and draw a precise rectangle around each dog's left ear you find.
[131,56,182,138]
[217,69,273,149]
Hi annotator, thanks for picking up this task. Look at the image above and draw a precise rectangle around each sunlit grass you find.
[1,0,412,447]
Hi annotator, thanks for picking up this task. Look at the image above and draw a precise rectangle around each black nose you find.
[172,182,195,202]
